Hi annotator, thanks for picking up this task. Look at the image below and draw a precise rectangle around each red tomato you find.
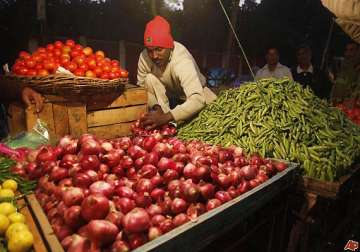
[65,39,75,48]
[95,55,104,62]
[83,47,93,56]
[25,58,36,69]
[43,60,57,72]
[74,56,86,65]
[39,52,47,60]
[96,60,106,68]
[85,70,96,78]
[54,41,64,49]
[74,69,85,76]
[111,60,119,67]
[60,57,70,66]
[102,65,111,73]
[32,53,42,63]
[15,59,26,66]
[104,57,111,63]
[95,50,105,58]
[11,64,22,74]
[27,69,37,76]
[19,67,29,75]
[37,69,49,76]
[46,52,55,58]
[100,73,110,79]
[120,69,129,78]
[37,47,46,53]
[34,64,44,70]
[66,62,77,72]
[74,44,83,50]
[46,44,55,51]
[71,50,83,59]
[53,49,62,58]
[62,46,72,54]
[94,67,103,77]
[78,63,88,71]
[87,59,97,70]
[19,51,31,60]
[114,70,121,78]
[110,67,118,73]
[61,53,71,60]
[108,72,116,80]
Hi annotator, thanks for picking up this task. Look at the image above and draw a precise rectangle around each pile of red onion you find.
[16,122,287,251]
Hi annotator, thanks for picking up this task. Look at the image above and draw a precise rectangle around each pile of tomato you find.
[11,39,129,80]
[336,99,360,125]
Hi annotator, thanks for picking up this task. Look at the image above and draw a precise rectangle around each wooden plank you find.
[67,103,87,137]
[25,194,64,252]
[18,197,48,252]
[88,122,133,139]
[25,106,38,132]
[133,163,298,252]
[7,102,26,136]
[52,103,69,137]
[38,103,55,138]
[87,87,147,110]
[87,105,147,127]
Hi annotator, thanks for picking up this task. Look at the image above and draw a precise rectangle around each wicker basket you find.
[0,74,128,98]
[321,0,360,21]
[336,18,360,44]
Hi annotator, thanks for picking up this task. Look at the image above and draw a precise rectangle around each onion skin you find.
[86,220,119,248]
[81,194,110,222]
[122,208,150,233]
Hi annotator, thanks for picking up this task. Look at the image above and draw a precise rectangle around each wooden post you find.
[119,40,126,69]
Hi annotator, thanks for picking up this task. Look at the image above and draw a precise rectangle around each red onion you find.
[60,154,78,169]
[111,240,130,252]
[132,136,144,147]
[159,218,174,234]
[172,153,189,163]
[256,173,268,183]
[183,163,196,179]
[67,234,91,252]
[199,183,215,199]
[153,143,172,157]
[50,167,68,182]
[122,208,150,233]
[86,220,119,248]
[80,155,100,171]
[150,175,163,188]
[147,204,163,216]
[159,196,172,215]
[106,210,123,229]
[151,214,166,226]
[121,156,133,169]
[57,201,68,218]
[61,235,73,250]
[136,178,153,193]
[101,150,121,168]
[206,198,222,211]
[172,142,187,154]
[138,164,157,178]
[171,198,187,214]
[84,169,99,183]
[143,136,157,152]
[241,165,258,180]
[62,187,84,207]
[250,153,263,166]
[68,163,82,177]
[218,150,232,163]
[150,188,165,202]
[234,156,247,167]
[128,145,147,159]
[127,233,148,250]
[134,157,145,169]
[126,167,138,181]
[173,213,190,227]
[89,181,114,198]
[194,166,210,180]
[41,160,57,174]
[148,226,162,241]
[215,191,232,203]
[186,203,206,220]
[73,173,92,188]
[143,152,159,166]
[81,194,110,221]
[157,157,176,172]
[116,137,132,150]
[227,186,238,198]
[237,180,250,194]
[111,165,125,177]
[59,178,73,188]
[81,139,101,155]
[163,169,179,184]
[274,161,287,172]
[180,181,200,202]
[101,141,113,153]
[64,206,84,229]
[114,197,136,214]
[36,146,57,163]
[216,173,231,188]
[249,179,260,189]
[134,192,152,208]
[62,140,79,155]
[47,208,59,221]
[115,186,134,199]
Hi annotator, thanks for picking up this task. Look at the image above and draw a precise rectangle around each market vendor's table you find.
[7,84,147,140]
[287,164,360,252]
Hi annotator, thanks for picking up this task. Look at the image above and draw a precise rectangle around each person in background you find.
[255,47,293,80]
[331,41,360,101]
[291,45,333,99]
[137,16,217,129]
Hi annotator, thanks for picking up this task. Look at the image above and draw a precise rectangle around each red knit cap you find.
[144,16,174,49]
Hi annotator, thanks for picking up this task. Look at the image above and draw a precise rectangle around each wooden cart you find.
[7,84,147,140]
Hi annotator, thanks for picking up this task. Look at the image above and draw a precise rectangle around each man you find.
[291,45,332,99]
[137,16,217,129]
[255,47,293,80]
[331,41,360,101]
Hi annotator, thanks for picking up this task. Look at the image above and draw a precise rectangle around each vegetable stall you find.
[0,39,359,252]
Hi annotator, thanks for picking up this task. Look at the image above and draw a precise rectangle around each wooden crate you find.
[297,164,360,199]
[7,85,147,140]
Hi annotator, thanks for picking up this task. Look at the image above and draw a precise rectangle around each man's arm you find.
[170,59,206,122]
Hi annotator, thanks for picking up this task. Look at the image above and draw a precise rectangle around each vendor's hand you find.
[21,87,44,113]
[141,109,174,130]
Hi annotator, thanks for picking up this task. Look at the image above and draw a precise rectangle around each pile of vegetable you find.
[16,124,288,251]
[178,78,360,181]
[336,99,360,125]
[11,39,129,79]
[0,179,34,252]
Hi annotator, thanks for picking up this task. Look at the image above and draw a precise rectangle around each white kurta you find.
[255,63,293,80]
[137,41,217,122]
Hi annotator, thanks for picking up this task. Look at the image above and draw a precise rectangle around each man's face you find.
[344,43,359,59]
[266,48,279,66]
[146,47,171,68]
[296,48,312,66]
